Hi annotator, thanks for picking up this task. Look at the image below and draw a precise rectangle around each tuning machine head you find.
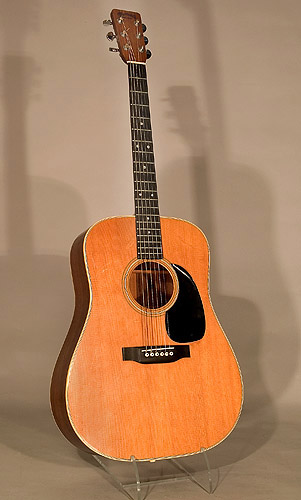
[103,19,113,26]
[106,31,116,41]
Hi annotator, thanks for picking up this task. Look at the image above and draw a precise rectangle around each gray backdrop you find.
[0,0,300,498]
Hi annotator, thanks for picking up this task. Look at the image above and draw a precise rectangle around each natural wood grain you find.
[51,216,243,461]
[110,9,147,64]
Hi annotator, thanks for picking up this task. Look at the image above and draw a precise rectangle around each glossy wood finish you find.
[51,216,243,461]
[111,9,147,64]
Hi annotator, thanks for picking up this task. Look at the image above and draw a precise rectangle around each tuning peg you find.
[106,31,116,41]
[109,47,119,53]
[142,24,147,32]
[103,19,113,26]
[146,49,152,59]
[143,36,149,45]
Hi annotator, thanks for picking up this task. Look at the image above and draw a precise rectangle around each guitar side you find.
[50,215,243,461]
[50,230,92,453]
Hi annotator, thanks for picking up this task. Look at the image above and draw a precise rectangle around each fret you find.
[136,221,161,225]
[133,161,155,165]
[134,182,156,185]
[133,173,156,177]
[139,252,163,257]
[136,219,161,223]
[136,226,161,230]
[132,128,152,132]
[137,233,162,237]
[136,211,160,217]
[139,251,162,254]
[132,139,153,143]
[130,102,150,110]
[135,197,159,203]
[137,246,163,249]
[137,238,162,243]
[130,116,151,124]
[129,76,147,80]
[135,203,159,206]
[137,235,162,239]
[133,168,155,172]
[134,188,157,192]
[137,232,162,237]
[134,177,156,183]
[130,103,149,108]
[135,210,160,214]
[136,214,160,218]
[130,90,148,94]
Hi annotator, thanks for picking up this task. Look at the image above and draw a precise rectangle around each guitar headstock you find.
[104,9,151,64]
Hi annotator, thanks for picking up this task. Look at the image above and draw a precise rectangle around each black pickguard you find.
[165,264,205,343]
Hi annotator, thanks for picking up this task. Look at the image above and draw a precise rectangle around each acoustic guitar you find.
[50,9,243,462]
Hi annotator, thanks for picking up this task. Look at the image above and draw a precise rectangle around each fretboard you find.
[128,62,163,260]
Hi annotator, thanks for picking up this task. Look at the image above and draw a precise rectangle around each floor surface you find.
[1,404,300,499]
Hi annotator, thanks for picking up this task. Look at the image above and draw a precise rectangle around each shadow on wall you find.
[0,3,89,466]
[158,0,299,470]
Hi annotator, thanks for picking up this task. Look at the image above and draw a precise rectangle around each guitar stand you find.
[92,448,213,499]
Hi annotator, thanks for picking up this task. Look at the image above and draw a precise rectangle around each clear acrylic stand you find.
[92,447,213,499]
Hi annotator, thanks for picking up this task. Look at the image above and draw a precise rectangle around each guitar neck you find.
[128,62,163,260]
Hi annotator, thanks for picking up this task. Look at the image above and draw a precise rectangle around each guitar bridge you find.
[122,345,190,364]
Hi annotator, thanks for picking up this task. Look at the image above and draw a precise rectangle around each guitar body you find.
[51,215,243,461]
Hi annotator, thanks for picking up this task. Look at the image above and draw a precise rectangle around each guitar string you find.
[133,27,155,350]
[132,60,150,349]
[136,61,159,349]
[131,58,154,350]
[142,57,162,349]
[135,60,165,350]
[138,61,166,349]
[135,61,157,349]
[127,25,168,351]
[127,33,149,348]
[134,61,151,350]
[141,56,163,348]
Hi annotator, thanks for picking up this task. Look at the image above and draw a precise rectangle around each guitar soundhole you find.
[129,262,173,309]
[124,259,179,314]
